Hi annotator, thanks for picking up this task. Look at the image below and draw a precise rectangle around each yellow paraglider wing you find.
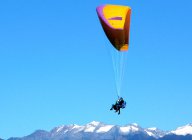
[96,5,131,51]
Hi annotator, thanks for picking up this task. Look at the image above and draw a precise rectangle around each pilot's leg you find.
[118,109,120,115]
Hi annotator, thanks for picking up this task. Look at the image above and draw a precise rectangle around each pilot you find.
[110,97,126,115]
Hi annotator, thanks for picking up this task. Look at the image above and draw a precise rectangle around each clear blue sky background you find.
[0,0,192,139]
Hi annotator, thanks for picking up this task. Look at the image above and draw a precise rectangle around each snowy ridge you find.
[170,123,192,136]
[119,123,143,134]
[145,127,167,138]
[7,122,192,140]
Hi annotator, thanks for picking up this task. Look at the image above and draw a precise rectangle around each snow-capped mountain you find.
[170,124,192,136]
[6,121,192,140]
[145,127,167,138]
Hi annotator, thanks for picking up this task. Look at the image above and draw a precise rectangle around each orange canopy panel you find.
[96,4,131,51]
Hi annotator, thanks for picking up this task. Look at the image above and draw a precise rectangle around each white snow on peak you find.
[129,125,139,131]
[119,126,132,134]
[84,124,96,132]
[131,123,139,126]
[147,127,158,131]
[88,121,101,126]
[72,124,81,129]
[71,124,85,133]
[55,125,65,133]
[145,127,158,137]
[96,125,114,133]
[171,124,192,136]
[145,131,155,137]
[119,124,141,134]
[84,126,96,132]
[50,121,192,139]
[145,127,166,138]
[84,121,101,132]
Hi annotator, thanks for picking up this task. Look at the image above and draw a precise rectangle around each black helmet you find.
[119,97,123,101]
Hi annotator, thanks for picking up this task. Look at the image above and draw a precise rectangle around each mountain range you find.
[6,121,192,140]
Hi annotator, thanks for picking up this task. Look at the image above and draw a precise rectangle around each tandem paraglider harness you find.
[110,97,126,115]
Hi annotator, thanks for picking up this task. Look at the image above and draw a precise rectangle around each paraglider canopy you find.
[96,4,131,98]
[96,4,131,51]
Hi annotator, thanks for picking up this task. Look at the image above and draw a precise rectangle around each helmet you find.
[119,97,123,101]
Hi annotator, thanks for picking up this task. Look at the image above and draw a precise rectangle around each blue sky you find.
[0,0,192,139]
